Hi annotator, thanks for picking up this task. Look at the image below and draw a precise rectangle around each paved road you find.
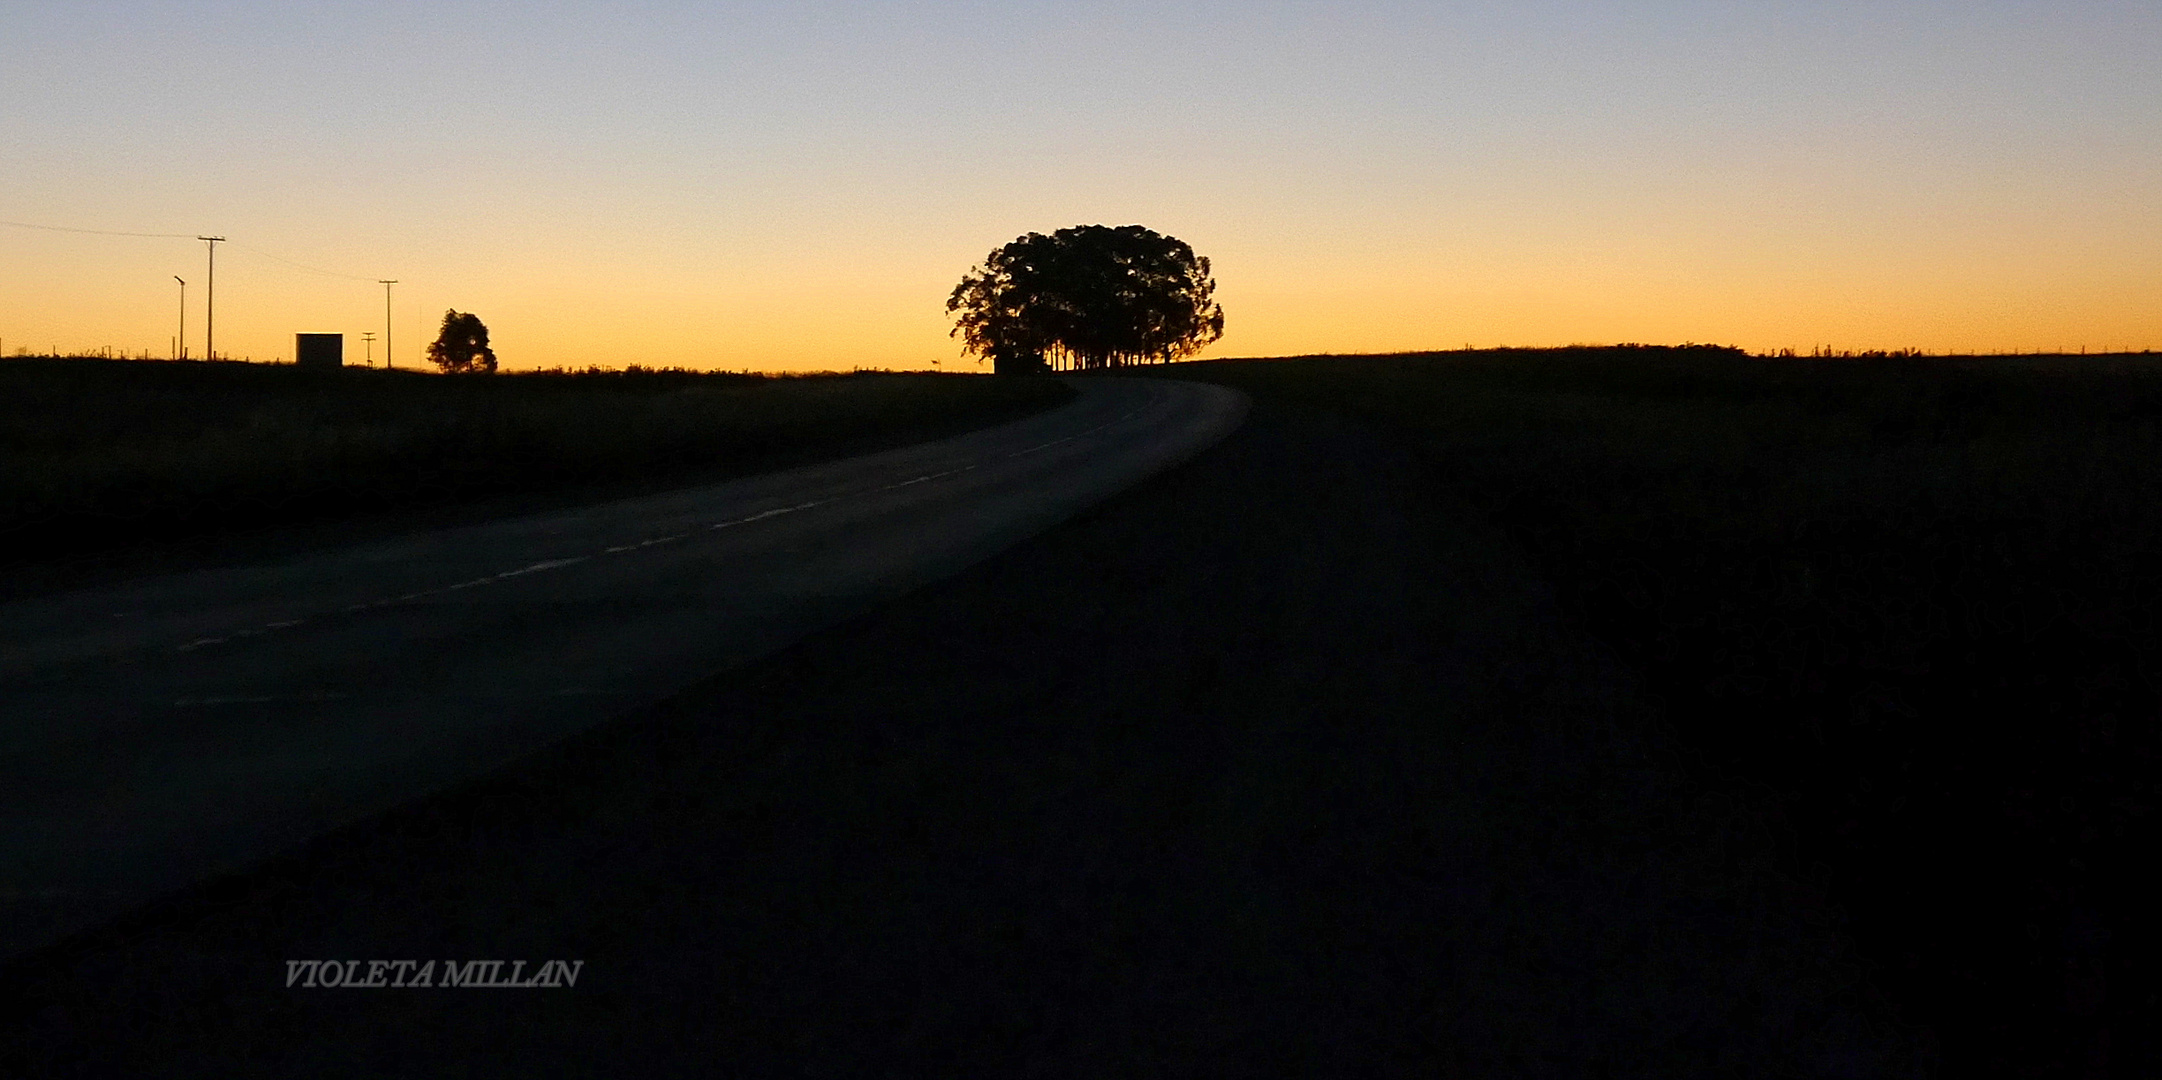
[0,376,1247,960]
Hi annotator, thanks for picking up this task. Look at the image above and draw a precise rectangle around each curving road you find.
[0,376,1248,961]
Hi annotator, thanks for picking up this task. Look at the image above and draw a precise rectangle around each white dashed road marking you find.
[169,399,1159,656]
[1006,406,1146,459]
[709,499,830,531]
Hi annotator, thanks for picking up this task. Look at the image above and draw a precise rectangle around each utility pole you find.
[361,331,376,367]
[379,280,397,369]
[197,237,224,360]
[174,277,186,360]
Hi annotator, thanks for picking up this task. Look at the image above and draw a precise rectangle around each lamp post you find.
[379,280,397,369]
[196,236,224,360]
[173,277,186,360]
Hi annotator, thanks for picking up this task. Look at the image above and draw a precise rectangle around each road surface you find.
[0,376,1247,960]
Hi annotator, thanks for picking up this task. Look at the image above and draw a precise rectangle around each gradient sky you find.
[4,1,2157,370]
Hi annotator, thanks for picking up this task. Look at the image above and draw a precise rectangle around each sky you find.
[2,1,2157,371]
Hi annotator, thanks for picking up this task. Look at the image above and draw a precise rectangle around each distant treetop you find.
[427,310,497,374]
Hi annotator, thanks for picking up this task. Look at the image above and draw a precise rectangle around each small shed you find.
[295,333,343,370]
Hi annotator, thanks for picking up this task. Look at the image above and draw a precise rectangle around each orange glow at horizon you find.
[4,3,2156,371]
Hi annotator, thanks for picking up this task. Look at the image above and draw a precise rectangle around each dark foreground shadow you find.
[0,401,1928,1077]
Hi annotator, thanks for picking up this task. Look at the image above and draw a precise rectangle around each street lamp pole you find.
[379,280,397,369]
[174,277,186,360]
[196,236,224,360]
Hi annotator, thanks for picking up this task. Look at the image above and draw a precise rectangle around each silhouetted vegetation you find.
[426,310,498,374]
[948,224,1224,374]
[1170,346,2160,1076]
[0,358,1070,572]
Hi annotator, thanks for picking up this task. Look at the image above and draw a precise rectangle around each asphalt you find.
[0,377,1247,963]
[0,392,1929,1077]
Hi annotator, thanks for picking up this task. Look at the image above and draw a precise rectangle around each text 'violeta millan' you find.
[284,959,583,988]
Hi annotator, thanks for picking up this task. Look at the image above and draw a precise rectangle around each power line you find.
[6,220,385,281]
[1,218,198,239]
[10,217,404,363]
[229,242,382,282]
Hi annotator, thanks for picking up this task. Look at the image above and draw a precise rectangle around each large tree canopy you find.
[947,225,1225,374]
[426,310,497,374]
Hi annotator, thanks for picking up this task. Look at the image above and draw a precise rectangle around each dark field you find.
[1164,347,2162,1076]
[1,395,1925,1078]
[3,347,2153,1075]
[0,358,1071,578]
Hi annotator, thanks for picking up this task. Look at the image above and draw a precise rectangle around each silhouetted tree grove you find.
[947,225,1225,374]
[427,310,497,374]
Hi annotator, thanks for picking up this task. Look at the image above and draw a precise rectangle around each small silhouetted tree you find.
[947,225,1224,374]
[427,310,497,374]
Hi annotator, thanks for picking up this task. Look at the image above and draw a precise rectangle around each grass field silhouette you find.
[1166,346,2159,1074]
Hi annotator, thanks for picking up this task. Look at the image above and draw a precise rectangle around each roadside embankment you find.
[0,360,1070,586]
